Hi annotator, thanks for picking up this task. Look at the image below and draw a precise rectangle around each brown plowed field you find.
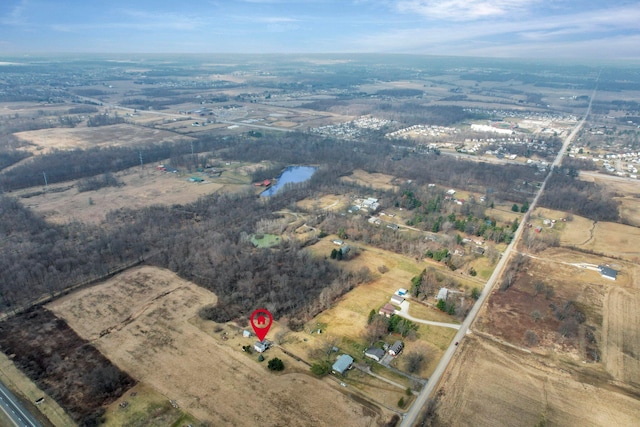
[436,335,640,427]
[14,124,191,154]
[602,287,640,388]
[17,167,226,224]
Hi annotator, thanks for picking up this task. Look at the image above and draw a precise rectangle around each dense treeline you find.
[67,105,99,114]
[385,157,540,203]
[0,139,214,191]
[0,196,145,309]
[561,157,598,171]
[375,88,424,97]
[0,308,135,426]
[120,97,194,111]
[219,132,540,203]
[539,174,619,221]
[77,172,123,192]
[0,185,365,327]
[86,113,125,127]
[0,149,31,171]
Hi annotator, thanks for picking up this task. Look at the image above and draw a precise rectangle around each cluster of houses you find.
[310,116,393,140]
[332,289,409,376]
[364,340,405,363]
[386,124,458,140]
[348,197,381,214]
[378,288,407,318]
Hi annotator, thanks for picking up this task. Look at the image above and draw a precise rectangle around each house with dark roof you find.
[332,354,354,375]
[364,347,385,362]
[379,303,396,317]
[598,265,618,280]
[388,340,404,357]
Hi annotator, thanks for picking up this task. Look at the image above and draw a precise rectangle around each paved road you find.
[0,381,42,427]
[400,83,598,427]
[394,301,461,330]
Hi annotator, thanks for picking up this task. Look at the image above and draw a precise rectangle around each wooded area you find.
[539,173,619,221]
[0,307,135,426]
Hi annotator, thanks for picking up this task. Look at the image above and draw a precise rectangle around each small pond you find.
[260,166,317,197]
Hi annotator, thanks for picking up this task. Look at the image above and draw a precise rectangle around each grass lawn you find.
[250,233,281,248]
[407,301,461,324]
[103,383,199,427]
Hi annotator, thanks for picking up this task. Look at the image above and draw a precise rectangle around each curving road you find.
[0,381,42,427]
[394,301,461,330]
[400,81,598,427]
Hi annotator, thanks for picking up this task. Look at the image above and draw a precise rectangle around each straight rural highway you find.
[0,380,42,427]
[400,82,597,427]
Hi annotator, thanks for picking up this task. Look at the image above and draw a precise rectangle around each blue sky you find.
[0,0,639,58]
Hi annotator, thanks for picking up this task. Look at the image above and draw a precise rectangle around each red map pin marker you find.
[250,308,273,342]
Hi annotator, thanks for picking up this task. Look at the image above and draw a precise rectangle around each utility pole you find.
[43,171,48,192]
[190,140,196,169]
[139,151,143,168]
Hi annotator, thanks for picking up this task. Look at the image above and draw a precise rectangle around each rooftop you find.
[332,354,354,374]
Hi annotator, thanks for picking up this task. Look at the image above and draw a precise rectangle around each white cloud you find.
[341,3,640,60]
[396,0,539,21]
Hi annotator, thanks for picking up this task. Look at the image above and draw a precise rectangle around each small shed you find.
[397,288,408,296]
[243,330,251,338]
[390,295,405,305]
[332,354,354,375]
[364,347,385,362]
[379,303,395,318]
[389,340,404,356]
[437,288,449,301]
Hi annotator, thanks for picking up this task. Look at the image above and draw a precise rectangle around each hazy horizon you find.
[1,0,639,59]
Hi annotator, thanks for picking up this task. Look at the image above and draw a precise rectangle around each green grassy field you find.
[250,233,281,248]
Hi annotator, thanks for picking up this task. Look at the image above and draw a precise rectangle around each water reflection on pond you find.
[260,166,317,197]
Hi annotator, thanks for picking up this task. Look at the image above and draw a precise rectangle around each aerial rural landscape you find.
[2,0,640,425]
[0,52,638,426]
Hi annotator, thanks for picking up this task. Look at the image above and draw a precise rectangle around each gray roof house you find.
[364,347,385,362]
[390,295,405,305]
[598,265,618,280]
[388,340,404,356]
[437,288,449,301]
[332,354,354,375]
